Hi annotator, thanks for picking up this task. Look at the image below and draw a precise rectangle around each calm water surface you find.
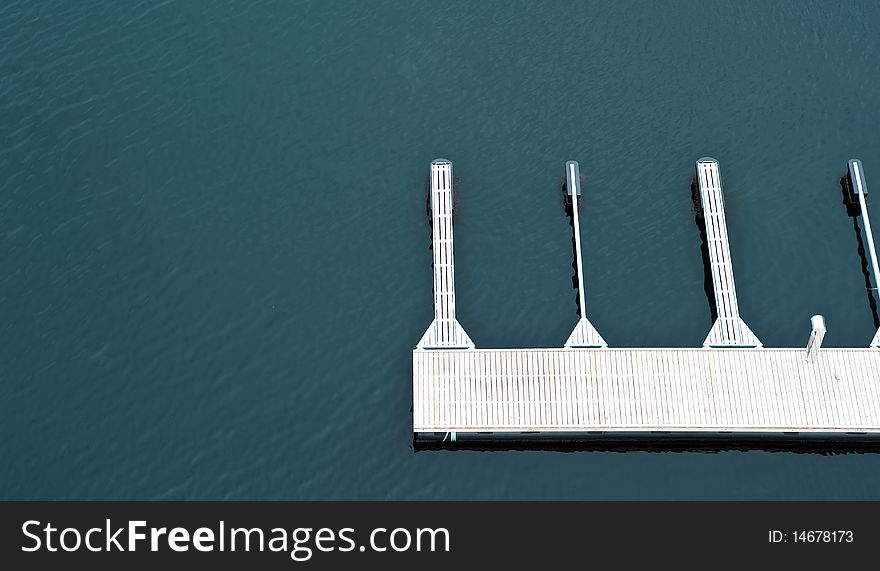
[2,0,880,499]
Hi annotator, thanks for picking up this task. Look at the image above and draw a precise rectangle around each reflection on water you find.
[840,174,880,329]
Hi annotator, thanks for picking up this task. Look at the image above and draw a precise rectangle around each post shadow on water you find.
[839,173,880,329]
[424,172,464,228]
[691,177,719,323]
[563,171,585,320]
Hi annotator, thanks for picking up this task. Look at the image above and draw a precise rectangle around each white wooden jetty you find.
[696,159,762,348]
[413,348,880,434]
[417,159,474,350]
[413,158,880,448]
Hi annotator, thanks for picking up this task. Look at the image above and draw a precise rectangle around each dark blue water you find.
[3,0,880,499]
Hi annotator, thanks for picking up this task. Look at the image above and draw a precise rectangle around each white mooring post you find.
[564,160,607,348]
[805,314,826,362]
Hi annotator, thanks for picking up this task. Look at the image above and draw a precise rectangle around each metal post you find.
[568,162,587,318]
[805,314,826,362]
[564,161,607,348]
[852,161,880,295]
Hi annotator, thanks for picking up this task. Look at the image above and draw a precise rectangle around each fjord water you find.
[3,0,880,499]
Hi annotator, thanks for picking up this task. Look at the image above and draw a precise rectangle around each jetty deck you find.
[414,348,880,434]
[413,157,880,448]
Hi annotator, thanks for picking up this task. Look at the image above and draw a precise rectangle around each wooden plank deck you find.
[696,158,762,348]
[413,348,880,433]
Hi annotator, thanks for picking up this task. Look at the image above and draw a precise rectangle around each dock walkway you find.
[417,159,473,350]
[696,159,762,348]
[414,348,880,434]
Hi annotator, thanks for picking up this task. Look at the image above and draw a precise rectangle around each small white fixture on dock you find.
[805,314,826,362]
